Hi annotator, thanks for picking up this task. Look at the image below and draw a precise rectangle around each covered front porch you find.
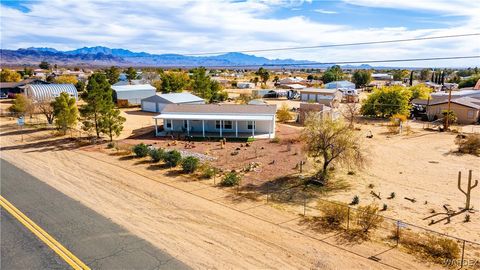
[153,114,275,139]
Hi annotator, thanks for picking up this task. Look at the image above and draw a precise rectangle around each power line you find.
[183,33,480,56]
[186,55,479,68]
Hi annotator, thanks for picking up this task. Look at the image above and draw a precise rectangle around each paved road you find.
[0,159,189,270]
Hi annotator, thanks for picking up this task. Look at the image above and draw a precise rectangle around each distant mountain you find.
[0,46,372,69]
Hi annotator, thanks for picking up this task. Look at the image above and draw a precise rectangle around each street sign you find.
[17,117,25,126]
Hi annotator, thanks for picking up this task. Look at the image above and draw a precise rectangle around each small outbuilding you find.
[24,84,78,101]
[112,84,156,105]
[299,88,342,108]
[141,92,205,113]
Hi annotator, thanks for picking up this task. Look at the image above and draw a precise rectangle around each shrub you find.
[464,214,470,223]
[201,164,216,179]
[276,103,293,123]
[221,172,241,186]
[350,195,359,205]
[400,231,460,262]
[182,156,199,173]
[381,203,388,211]
[107,142,116,149]
[456,134,480,156]
[164,150,182,167]
[270,137,280,143]
[321,202,349,228]
[356,204,383,233]
[149,148,165,163]
[132,143,149,158]
[387,113,407,133]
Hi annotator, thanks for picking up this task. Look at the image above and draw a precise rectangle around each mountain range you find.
[0,46,372,69]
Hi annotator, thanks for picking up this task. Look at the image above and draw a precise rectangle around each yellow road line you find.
[0,196,90,270]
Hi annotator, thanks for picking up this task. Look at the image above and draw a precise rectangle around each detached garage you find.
[112,84,156,105]
[141,92,205,113]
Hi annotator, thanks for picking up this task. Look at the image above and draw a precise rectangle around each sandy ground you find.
[0,119,446,270]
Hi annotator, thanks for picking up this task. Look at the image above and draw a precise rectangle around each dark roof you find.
[161,103,277,115]
[0,78,48,89]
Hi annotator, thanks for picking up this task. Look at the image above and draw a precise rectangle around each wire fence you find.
[254,185,480,269]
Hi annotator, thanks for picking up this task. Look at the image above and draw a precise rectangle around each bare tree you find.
[341,102,359,128]
[36,100,55,124]
[301,113,366,184]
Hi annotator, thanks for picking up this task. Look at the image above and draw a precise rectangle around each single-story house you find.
[324,80,355,90]
[0,78,49,96]
[278,77,305,85]
[431,90,480,99]
[372,73,393,81]
[298,103,339,124]
[425,96,480,124]
[112,84,156,105]
[24,84,78,101]
[141,92,205,113]
[280,83,306,90]
[299,88,342,108]
[153,104,277,139]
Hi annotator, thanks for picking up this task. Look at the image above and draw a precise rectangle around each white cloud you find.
[314,9,338,14]
[0,0,478,67]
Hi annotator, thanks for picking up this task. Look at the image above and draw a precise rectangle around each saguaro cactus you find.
[458,170,478,210]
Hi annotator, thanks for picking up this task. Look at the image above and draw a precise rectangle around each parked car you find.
[263,90,279,98]
[0,93,8,99]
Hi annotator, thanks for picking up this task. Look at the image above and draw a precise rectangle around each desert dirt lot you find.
[1,117,456,270]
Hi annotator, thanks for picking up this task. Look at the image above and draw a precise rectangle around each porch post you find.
[220,120,222,137]
[155,118,158,136]
[171,120,173,131]
[187,120,190,136]
[269,119,273,139]
[252,121,255,138]
[235,121,238,137]
[202,120,205,137]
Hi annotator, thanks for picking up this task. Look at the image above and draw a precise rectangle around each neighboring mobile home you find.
[112,84,156,105]
[426,97,480,124]
[154,104,276,139]
[141,92,205,113]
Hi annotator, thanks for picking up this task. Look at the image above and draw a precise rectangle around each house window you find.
[247,121,255,130]
[165,120,172,129]
[223,121,232,129]
[467,110,474,119]
[183,120,188,128]
[215,120,221,129]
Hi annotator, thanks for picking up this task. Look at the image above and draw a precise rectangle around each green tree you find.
[160,71,190,93]
[256,67,270,85]
[273,75,280,84]
[408,84,431,100]
[39,61,50,70]
[98,108,126,141]
[0,69,22,82]
[8,94,32,116]
[80,73,114,138]
[322,65,343,83]
[352,70,372,88]
[361,86,412,117]
[419,69,431,81]
[75,81,86,92]
[392,69,410,81]
[191,67,227,103]
[52,92,78,134]
[105,66,121,84]
[125,67,137,82]
[458,75,480,88]
[301,116,366,184]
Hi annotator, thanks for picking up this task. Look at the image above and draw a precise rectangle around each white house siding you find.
[116,90,155,105]
[142,101,157,112]
[163,119,274,138]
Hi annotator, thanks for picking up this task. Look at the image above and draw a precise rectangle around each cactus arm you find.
[458,172,467,195]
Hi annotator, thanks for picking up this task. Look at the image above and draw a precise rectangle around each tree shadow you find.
[0,137,84,153]
[0,127,52,137]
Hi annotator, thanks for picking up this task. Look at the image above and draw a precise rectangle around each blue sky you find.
[1,0,479,67]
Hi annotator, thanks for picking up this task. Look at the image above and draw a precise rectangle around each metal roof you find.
[111,84,155,92]
[158,103,276,116]
[300,88,340,94]
[324,80,355,89]
[142,92,204,104]
[25,84,78,101]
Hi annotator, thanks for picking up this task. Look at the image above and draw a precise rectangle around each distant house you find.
[426,96,480,124]
[0,78,49,96]
[431,90,480,99]
[237,82,255,89]
[280,83,306,90]
[112,80,144,86]
[112,84,156,105]
[24,84,78,101]
[324,80,355,90]
[141,92,205,113]
[153,104,277,139]
[372,73,393,81]
[278,77,305,85]
[299,88,342,108]
[298,103,339,124]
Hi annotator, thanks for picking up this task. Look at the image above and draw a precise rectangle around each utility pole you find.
[445,88,452,130]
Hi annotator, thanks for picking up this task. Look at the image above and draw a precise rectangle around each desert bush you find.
[455,134,480,156]
[276,103,293,123]
[400,231,460,262]
[182,156,199,173]
[200,163,216,179]
[149,148,165,163]
[221,172,241,186]
[387,113,407,133]
[270,137,280,143]
[164,150,182,167]
[107,142,116,149]
[356,204,383,233]
[132,143,149,158]
[321,202,349,228]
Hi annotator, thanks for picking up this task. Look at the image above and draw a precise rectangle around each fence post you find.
[347,207,350,230]
[461,240,465,268]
